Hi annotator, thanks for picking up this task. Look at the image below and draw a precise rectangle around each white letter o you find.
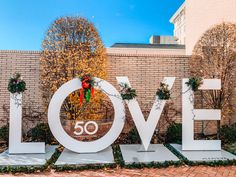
[48,77,125,153]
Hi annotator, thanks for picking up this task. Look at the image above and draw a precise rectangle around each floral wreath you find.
[120,83,137,101]
[79,74,95,104]
[185,77,203,92]
[156,82,171,100]
[8,73,27,94]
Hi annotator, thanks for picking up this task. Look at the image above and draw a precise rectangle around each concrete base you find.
[171,144,236,162]
[55,146,114,166]
[0,145,57,167]
[120,144,179,164]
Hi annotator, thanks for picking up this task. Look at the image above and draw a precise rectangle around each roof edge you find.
[0,50,41,54]
[170,2,186,23]
[110,43,185,49]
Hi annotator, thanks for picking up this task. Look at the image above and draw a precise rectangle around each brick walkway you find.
[1,166,236,177]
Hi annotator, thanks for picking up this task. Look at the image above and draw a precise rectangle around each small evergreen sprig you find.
[120,83,137,101]
[185,77,203,92]
[156,82,171,100]
[8,73,26,94]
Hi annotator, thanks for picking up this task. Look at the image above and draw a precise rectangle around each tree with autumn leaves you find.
[190,23,236,137]
[40,17,108,120]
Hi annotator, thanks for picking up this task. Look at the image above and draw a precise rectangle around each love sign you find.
[8,77,221,154]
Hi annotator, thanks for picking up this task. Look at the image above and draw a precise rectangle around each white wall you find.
[185,0,236,55]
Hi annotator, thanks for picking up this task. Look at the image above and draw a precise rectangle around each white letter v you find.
[116,77,175,151]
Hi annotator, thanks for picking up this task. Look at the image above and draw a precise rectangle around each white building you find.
[169,2,186,45]
[170,0,236,55]
[111,0,236,55]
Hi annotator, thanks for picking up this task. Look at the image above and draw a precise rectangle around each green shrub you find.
[165,123,182,144]
[29,123,56,145]
[126,128,141,144]
[220,123,236,144]
[224,143,236,155]
[0,125,9,143]
[115,128,141,144]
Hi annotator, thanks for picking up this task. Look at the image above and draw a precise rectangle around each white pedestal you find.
[0,146,57,167]
[55,146,114,166]
[120,144,179,164]
[171,144,236,162]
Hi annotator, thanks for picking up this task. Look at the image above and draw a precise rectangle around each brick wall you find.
[107,52,191,134]
[0,50,45,132]
[1,50,234,135]
[107,53,189,117]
